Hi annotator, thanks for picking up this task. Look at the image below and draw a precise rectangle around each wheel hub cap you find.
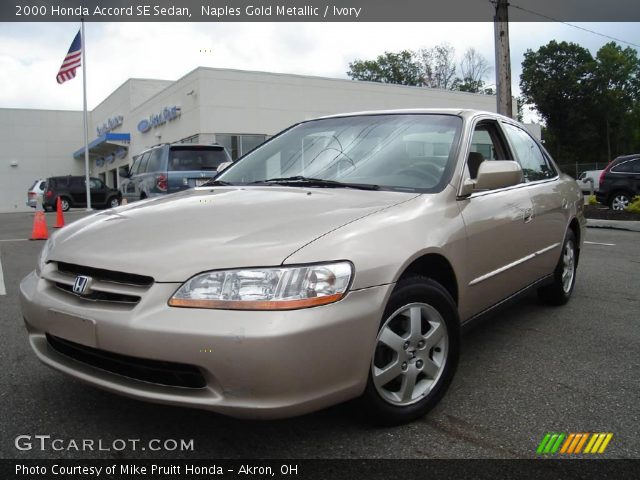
[372,303,448,406]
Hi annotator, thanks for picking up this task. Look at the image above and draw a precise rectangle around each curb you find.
[586,219,640,233]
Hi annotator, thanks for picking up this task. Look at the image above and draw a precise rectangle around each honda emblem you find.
[72,276,91,295]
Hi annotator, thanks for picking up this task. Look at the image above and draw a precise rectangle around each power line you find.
[505,2,640,49]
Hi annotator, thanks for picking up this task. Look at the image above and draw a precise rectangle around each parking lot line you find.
[0,250,6,295]
[584,241,616,246]
[0,238,29,242]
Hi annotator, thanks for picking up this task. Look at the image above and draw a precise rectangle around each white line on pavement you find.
[584,241,616,246]
[0,250,6,295]
[0,238,29,242]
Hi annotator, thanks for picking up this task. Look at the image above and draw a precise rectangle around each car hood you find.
[48,186,417,281]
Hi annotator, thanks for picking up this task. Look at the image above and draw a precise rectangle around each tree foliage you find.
[520,40,640,165]
[347,50,423,86]
[347,45,492,95]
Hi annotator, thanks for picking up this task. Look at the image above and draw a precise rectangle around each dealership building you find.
[0,66,509,212]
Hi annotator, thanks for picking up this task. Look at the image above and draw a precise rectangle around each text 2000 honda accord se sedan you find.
[21,110,585,424]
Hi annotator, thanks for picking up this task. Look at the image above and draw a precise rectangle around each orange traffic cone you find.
[30,211,49,240]
[54,196,65,228]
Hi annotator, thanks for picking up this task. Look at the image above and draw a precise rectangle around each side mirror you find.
[119,166,130,178]
[460,160,523,196]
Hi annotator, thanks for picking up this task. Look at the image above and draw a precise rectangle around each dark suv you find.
[43,176,121,212]
[120,144,231,202]
[596,154,640,210]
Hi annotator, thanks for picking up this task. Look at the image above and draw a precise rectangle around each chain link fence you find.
[557,162,609,179]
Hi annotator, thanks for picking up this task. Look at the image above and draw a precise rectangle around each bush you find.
[588,195,598,206]
[625,196,640,214]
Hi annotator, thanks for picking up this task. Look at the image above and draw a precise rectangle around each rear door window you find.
[612,158,640,173]
[145,148,164,173]
[168,147,230,171]
[137,152,151,174]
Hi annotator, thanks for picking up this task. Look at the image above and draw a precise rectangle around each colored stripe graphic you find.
[537,433,613,455]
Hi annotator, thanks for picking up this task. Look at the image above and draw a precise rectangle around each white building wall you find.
[195,68,497,136]
[0,109,83,212]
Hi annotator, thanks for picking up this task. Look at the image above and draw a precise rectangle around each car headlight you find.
[35,238,53,277]
[168,262,353,310]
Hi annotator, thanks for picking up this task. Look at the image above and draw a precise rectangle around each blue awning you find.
[73,133,131,160]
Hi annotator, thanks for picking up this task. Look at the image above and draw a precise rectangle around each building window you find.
[216,134,267,160]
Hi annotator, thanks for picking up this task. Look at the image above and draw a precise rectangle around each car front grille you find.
[43,262,154,306]
[54,283,141,304]
[57,262,153,286]
[46,334,207,389]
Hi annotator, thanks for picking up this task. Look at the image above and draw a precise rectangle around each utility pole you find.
[494,0,513,118]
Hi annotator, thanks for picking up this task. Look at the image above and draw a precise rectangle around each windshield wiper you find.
[201,179,233,186]
[250,176,380,191]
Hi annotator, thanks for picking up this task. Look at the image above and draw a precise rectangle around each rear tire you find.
[360,276,459,425]
[538,230,577,306]
[58,197,71,212]
[609,192,631,211]
[107,197,120,209]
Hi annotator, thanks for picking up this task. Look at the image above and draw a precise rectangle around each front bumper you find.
[20,271,392,419]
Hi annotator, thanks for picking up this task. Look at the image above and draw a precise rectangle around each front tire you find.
[538,230,577,306]
[361,277,459,425]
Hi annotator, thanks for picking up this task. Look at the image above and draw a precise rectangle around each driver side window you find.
[466,121,508,180]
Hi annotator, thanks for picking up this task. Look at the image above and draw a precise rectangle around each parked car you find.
[596,154,640,210]
[26,178,46,208]
[20,110,585,425]
[577,169,603,193]
[42,176,121,212]
[120,143,231,203]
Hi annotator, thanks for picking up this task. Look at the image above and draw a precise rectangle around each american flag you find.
[56,30,82,84]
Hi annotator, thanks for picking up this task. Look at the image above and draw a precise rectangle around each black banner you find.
[3,0,640,22]
[3,459,640,480]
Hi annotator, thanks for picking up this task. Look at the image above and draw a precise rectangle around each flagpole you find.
[81,18,92,210]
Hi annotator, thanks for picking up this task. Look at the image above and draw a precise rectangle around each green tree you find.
[592,42,640,160]
[347,51,423,86]
[520,40,597,164]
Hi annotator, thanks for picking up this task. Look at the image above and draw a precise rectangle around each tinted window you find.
[168,147,229,171]
[69,177,83,188]
[130,157,142,175]
[218,114,463,192]
[145,148,164,173]
[137,152,151,174]
[89,178,103,189]
[612,158,640,173]
[502,123,554,182]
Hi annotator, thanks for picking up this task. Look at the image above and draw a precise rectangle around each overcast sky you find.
[1,22,639,121]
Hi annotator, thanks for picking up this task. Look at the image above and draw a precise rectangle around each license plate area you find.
[47,310,97,348]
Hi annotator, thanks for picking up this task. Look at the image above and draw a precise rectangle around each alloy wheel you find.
[611,195,630,211]
[372,302,448,406]
[561,239,576,294]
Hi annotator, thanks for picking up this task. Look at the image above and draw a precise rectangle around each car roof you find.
[315,108,514,123]
[613,154,640,163]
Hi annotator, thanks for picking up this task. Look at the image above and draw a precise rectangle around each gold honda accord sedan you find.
[20,110,585,424]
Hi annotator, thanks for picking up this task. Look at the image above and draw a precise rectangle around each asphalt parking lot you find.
[0,211,638,459]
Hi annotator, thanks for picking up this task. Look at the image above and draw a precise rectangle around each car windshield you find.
[168,146,229,171]
[217,114,462,192]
